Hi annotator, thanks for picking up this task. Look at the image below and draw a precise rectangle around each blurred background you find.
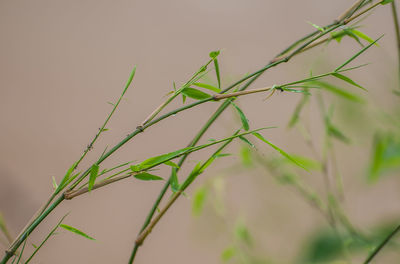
[1,0,400,263]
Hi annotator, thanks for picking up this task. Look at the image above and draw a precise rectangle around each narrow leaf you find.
[239,135,254,147]
[312,81,364,103]
[134,172,164,181]
[163,160,179,168]
[231,102,249,130]
[252,132,307,170]
[88,164,99,192]
[55,162,77,193]
[52,176,58,190]
[351,29,379,46]
[170,168,180,193]
[192,186,208,216]
[60,224,95,240]
[193,82,221,93]
[332,73,366,91]
[181,87,212,100]
[308,21,324,32]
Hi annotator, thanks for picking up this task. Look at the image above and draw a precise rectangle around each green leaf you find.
[332,73,366,91]
[231,102,249,131]
[252,132,307,170]
[60,224,95,240]
[138,147,192,171]
[163,160,179,168]
[181,94,187,104]
[221,246,236,262]
[55,162,77,194]
[193,82,221,93]
[215,153,232,158]
[181,87,212,100]
[351,29,379,46]
[308,21,324,32]
[381,0,394,5]
[289,155,322,171]
[170,168,180,193]
[88,164,99,192]
[130,164,142,172]
[238,135,254,148]
[52,176,58,190]
[134,172,164,181]
[192,186,208,216]
[327,123,351,144]
[312,81,364,103]
[209,50,220,59]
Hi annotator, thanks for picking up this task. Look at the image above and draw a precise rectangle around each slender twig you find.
[363,224,400,264]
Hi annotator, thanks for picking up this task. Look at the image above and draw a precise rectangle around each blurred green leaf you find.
[231,102,249,131]
[288,91,309,128]
[327,123,351,144]
[234,221,253,246]
[368,133,400,182]
[88,164,99,192]
[312,81,364,103]
[221,246,236,262]
[301,230,344,263]
[134,172,164,181]
[60,224,95,241]
[289,155,322,171]
[252,132,307,170]
[182,87,212,100]
[192,186,208,216]
[240,146,253,167]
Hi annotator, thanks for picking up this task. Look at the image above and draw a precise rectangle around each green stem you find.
[363,224,400,264]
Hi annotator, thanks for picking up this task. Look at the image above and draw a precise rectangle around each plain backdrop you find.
[1,1,399,263]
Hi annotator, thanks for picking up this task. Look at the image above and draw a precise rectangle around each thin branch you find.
[363,224,400,264]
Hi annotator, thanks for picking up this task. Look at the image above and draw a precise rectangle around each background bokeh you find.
[1,1,399,263]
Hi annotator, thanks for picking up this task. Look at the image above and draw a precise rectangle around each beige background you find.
[1,1,399,263]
